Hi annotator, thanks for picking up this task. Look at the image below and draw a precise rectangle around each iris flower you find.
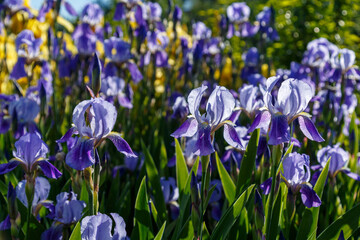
[171,85,243,156]
[313,144,360,181]
[0,133,62,179]
[261,153,321,208]
[249,76,324,145]
[57,97,136,170]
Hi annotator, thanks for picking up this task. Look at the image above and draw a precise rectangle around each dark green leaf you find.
[141,140,167,223]
[236,129,260,196]
[215,152,235,204]
[210,185,255,240]
[69,222,81,240]
[133,176,154,240]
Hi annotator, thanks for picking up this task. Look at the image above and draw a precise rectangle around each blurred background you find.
[30,0,360,68]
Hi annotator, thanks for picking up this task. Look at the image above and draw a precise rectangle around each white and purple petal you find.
[170,118,198,138]
[297,116,324,142]
[107,132,137,158]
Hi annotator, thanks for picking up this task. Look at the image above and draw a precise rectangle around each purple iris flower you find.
[142,30,169,67]
[314,145,360,181]
[57,97,136,170]
[238,84,264,118]
[256,6,279,41]
[49,192,86,224]
[81,3,103,26]
[101,76,133,109]
[0,133,62,178]
[104,38,132,63]
[171,96,189,119]
[192,22,212,40]
[2,0,25,12]
[331,48,356,72]
[15,30,42,60]
[261,153,321,208]
[302,38,338,68]
[171,85,244,156]
[72,23,97,56]
[249,76,324,145]
[160,177,179,219]
[37,0,77,22]
[8,97,40,138]
[10,30,42,80]
[226,2,250,23]
[81,213,127,240]
[16,177,51,209]
[103,37,142,83]
[146,2,162,22]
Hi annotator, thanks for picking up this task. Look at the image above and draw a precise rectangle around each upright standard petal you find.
[65,138,95,171]
[13,133,49,167]
[297,116,324,142]
[206,86,235,126]
[187,85,208,122]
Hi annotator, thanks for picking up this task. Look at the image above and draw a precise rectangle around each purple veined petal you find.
[268,115,290,145]
[110,213,127,239]
[260,177,272,195]
[342,169,360,181]
[297,115,324,142]
[187,85,208,122]
[0,215,10,231]
[248,110,271,133]
[170,118,198,138]
[0,161,20,175]
[127,62,143,83]
[64,1,77,16]
[300,184,321,208]
[65,138,95,170]
[107,132,137,158]
[189,125,214,156]
[10,57,27,80]
[37,160,62,179]
[223,123,243,150]
[114,2,126,21]
[56,127,78,143]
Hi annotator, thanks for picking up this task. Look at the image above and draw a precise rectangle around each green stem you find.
[93,150,101,215]
[264,145,282,239]
[199,155,211,240]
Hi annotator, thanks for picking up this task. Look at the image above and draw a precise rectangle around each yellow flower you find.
[220,57,233,87]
